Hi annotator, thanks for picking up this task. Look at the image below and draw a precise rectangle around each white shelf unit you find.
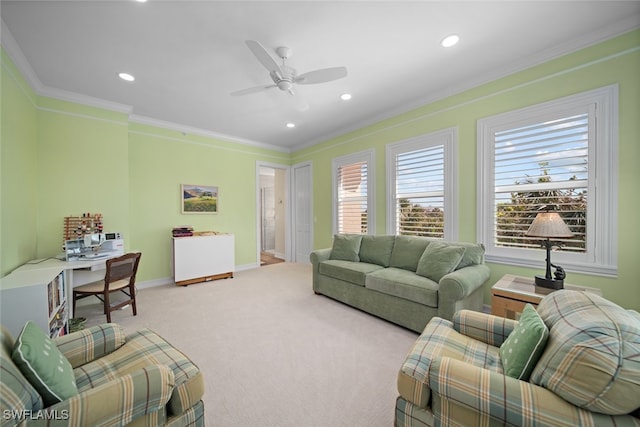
[0,267,68,339]
[172,234,235,286]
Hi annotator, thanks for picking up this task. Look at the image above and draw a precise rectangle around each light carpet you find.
[75,262,419,427]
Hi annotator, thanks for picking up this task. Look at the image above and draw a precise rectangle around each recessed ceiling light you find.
[340,93,352,101]
[135,0,147,3]
[118,72,135,82]
[441,34,460,48]
[286,123,295,129]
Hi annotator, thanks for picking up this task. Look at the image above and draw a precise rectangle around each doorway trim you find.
[256,161,291,265]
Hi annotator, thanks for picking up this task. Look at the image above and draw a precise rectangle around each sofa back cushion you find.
[531,290,640,415]
[0,325,43,414]
[415,241,465,282]
[453,242,485,269]
[329,234,362,262]
[389,235,431,272]
[358,235,396,267]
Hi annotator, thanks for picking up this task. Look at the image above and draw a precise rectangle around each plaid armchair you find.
[396,290,640,427]
[1,323,204,426]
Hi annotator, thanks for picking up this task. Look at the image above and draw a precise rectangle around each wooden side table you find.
[491,274,601,319]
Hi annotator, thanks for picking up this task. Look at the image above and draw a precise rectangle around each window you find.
[478,85,618,276]
[332,149,375,235]
[386,128,458,239]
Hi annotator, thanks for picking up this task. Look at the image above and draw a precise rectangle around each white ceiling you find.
[2,1,639,152]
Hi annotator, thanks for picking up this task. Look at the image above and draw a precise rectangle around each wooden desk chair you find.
[73,252,142,323]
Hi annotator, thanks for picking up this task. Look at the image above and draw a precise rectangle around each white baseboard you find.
[137,264,260,289]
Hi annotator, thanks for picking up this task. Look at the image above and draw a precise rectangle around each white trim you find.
[256,161,291,264]
[130,114,290,153]
[331,149,376,235]
[385,127,458,240]
[477,85,618,277]
[291,160,314,263]
[290,19,640,152]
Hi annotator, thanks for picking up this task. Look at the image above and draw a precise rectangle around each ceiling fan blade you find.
[294,67,347,85]
[230,84,277,96]
[245,40,283,75]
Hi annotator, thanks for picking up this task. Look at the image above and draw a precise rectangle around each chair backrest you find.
[105,252,141,286]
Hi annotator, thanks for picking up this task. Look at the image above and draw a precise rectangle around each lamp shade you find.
[525,211,574,238]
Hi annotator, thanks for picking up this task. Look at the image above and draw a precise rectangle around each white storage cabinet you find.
[0,268,68,338]
[172,234,234,286]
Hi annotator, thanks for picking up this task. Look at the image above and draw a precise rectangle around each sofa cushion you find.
[366,268,439,307]
[358,235,396,267]
[329,234,363,262]
[454,242,485,269]
[398,317,502,410]
[531,290,640,415]
[1,326,43,414]
[415,241,465,282]
[319,260,384,287]
[12,321,78,407]
[74,328,205,416]
[389,235,431,272]
[499,304,549,381]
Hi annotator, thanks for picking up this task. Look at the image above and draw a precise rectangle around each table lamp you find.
[525,206,574,291]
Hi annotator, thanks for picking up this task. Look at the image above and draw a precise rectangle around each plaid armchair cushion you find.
[531,290,640,415]
[397,317,502,409]
[26,365,174,427]
[74,328,204,417]
[427,357,640,427]
[55,323,126,368]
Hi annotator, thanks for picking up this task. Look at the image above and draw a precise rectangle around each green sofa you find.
[310,234,491,333]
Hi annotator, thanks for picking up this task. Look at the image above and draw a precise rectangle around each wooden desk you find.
[491,274,601,319]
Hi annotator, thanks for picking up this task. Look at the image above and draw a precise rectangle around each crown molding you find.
[129,114,291,153]
[290,15,640,152]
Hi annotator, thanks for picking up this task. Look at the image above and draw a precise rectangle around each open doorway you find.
[258,165,287,266]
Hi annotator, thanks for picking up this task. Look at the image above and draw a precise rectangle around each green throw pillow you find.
[12,321,78,406]
[329,234,363,262]
[415,241,466,282]
[500,304,549,381]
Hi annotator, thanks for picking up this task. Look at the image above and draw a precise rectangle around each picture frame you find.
[181,184,218,214]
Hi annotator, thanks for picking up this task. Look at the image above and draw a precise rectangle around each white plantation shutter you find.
[394,146,445,237]
[386,128,457,239]
[332,150,375,235]
[494,113,588,252]
[337,161,368,234]
[478,85,618,276]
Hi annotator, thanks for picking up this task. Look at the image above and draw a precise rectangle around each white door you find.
[292,162,313,263]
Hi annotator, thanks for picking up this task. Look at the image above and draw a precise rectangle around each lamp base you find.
[534,275,564,294]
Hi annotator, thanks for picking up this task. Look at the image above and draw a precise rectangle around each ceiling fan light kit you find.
[231,40,348,97]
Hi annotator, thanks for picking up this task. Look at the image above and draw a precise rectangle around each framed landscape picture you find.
[181,184,218,214]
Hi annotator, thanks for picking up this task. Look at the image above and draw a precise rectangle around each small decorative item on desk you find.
[525,205,574,293]
[172,226,194,237]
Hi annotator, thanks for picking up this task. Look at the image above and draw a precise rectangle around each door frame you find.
[291,161,313,263]
[256,161,291,264]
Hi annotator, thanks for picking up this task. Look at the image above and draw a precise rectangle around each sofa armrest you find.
[55,323,126,368]
[429,358,640,427]
[309,248,331,265]
[452,309,517,347]
[437,264,490,319]
[310,248,332,293]
[27,365,174,426]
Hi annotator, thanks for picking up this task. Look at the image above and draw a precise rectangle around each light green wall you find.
[292,30,640,311]
[1,30,638,310]
[1,50,39,275]
[127,123,289,281]
[0,50,289,282]
[35,98,131,259]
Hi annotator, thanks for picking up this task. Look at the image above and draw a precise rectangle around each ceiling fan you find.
[231,40,347,96]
